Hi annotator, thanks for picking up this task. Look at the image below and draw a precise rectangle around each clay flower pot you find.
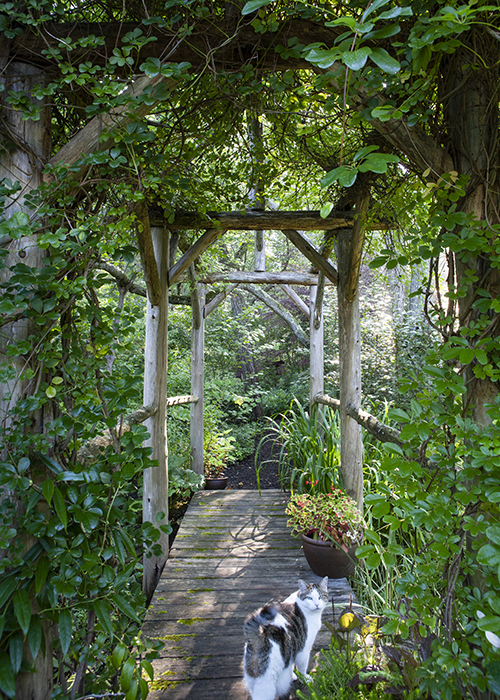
[301,534,358,578]
[204,476,228,490]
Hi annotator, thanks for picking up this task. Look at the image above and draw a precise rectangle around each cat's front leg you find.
[294,648,313,683]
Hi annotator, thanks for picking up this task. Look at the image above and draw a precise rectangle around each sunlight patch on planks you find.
[143,489,360,699]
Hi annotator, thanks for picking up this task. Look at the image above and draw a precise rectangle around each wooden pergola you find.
[140,204,368,596]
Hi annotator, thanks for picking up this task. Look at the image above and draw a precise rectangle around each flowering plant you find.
[286,489,364,550]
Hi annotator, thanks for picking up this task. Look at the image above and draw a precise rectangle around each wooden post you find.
[309,284,324,406]
[0,62,53,700]
[190,282,205,476]
[337,228,363,511]
[248,109,266,272]
[142,226,169,601]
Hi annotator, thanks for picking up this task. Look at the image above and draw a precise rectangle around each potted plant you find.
[286,489,364,578]
[203,430,235,489]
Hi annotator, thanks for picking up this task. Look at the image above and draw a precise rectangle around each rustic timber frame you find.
[147,204,368,522]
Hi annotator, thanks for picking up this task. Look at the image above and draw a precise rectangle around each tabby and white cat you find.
[243,577,329,700]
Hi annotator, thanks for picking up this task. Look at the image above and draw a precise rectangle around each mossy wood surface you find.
[143,489,359,699]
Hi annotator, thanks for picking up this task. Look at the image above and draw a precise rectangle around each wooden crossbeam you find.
[281,228,338,285]
[155,210,354,231]
[200,271,333,286]
[168,228,221,287]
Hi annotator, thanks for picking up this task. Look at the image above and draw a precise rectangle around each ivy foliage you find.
[0,0,499,698]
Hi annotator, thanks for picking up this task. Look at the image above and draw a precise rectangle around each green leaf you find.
[9,632,23,675]
[111,593,141,624]
[58,609,72,656]
[45,386,56,398]
[241,0,273,14]
[338,168,358,188]
[141,659,154,681]
[478,544,500,567]
[0,576,17,609]
[42,480,54,507]
[13,589,31,636]
[35,556,50,594]
[342,47,371,71]
[370,47,400,74]
[361,0,390,21]
[53,487,67,530]
[94,599,114,639]
[359,153,399,173]
[0,652,16,698]
[120,657,136,692]
[487,526,500,546]
[353,145,379,162]
[388,408,410,422]
[459,347,474,365]
[378,6,413,20]
[28,615,42,661]
[111,643,128,670]
[17,458,30,473]
[303,47,340,69]
[320,202,333,219]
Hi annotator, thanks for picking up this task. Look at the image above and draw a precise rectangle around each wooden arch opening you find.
[141,202,369,597]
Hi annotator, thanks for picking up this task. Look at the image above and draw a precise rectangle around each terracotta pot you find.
[301,534,358,578]
[204,476,228,490]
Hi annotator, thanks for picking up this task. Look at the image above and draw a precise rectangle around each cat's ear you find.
[298,579,307,593]
[319,576,328,591]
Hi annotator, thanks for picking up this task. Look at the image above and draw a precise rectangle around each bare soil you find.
[226,431,283,490]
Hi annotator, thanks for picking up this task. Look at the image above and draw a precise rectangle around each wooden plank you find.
[144,490,361,700]
[160,210,354,231]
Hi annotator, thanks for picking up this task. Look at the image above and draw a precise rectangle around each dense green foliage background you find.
[0,0,499,697]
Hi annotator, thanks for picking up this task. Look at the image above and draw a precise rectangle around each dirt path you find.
[226,431,283,490]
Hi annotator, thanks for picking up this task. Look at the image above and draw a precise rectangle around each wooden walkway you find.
[143,489,359,699]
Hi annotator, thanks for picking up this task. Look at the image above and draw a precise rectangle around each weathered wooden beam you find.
[11,19,339,73]
[243,284,308,347]
[205,284,239,316]
[200,271,333,286]
[345,194,369,303]
[156,210,355,231]
[76,396,198,463]
[281,228,338,286]
[135,201,161,307]
[279,284,310,318]
[190,284,205,476]
[45,73,180,180]
[337,227,363,511]
[313,272,326,330]
[168,228,221,287]
[309,285,324,405]
[314,393,403,446]
[143,226,169,601]
[166,394,199,407]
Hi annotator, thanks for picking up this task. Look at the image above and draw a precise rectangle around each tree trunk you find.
[0,62,53,700]
[142,226,169,602]
[446,49,500,425]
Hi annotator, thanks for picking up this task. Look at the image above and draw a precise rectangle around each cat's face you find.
[297,577,329,613]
